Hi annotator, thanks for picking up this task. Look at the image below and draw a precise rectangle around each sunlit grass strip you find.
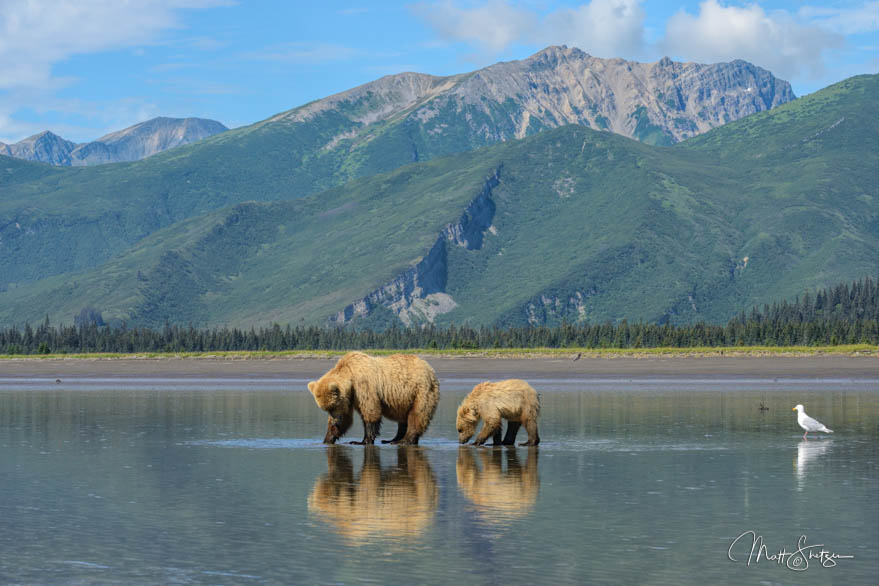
[2,345,879,360]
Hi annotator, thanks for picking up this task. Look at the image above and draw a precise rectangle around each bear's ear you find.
[307,381,316,395]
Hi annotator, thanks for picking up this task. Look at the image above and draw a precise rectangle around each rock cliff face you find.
[442,48,794,144]
[274,45,794,147]
[331,168,501,326]
[1,118,227,166]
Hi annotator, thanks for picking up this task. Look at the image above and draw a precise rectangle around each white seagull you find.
[792,404,833,439]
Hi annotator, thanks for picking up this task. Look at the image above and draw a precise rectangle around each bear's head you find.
[456,403,479,444]
[308,376,354,424]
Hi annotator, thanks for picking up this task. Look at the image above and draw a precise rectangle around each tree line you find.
[3,278,879,354]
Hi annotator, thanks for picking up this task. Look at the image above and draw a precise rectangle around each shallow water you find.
[0,377,877,585]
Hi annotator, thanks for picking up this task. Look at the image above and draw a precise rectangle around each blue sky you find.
[1,0,877,143]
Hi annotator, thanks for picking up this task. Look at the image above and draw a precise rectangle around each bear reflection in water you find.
[307,446,438,545]
[456,447,539,525]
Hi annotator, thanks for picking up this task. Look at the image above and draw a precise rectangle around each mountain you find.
[269,45,793,147]
[0,47,793,291]
[0,74,875,328]
[0,131,78,165]
[0,117,228,166]
[68,117,229,166]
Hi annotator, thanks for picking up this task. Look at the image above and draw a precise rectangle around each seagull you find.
[792,404,833,439]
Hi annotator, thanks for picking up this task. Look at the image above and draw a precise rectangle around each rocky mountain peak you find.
[1,130,78,165]
[0,117,228,166]
[277,46,795,150]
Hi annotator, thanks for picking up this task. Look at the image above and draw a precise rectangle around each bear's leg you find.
[491,425,503,446]
[400,398,430,445]
[323,411,353,444]
[501,421,521,445]
[348,417,382,445]
[519,417,540,446]
[381,421,408,444]
[399,378,440,445]
[473,412,502,446]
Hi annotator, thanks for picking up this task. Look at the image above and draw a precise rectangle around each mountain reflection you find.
[456,448,539,526]
[307,446,438,546]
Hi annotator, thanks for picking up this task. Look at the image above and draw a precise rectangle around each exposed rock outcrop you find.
[332,168,501,326]
[275,45,794,147]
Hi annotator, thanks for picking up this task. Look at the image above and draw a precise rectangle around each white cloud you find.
[661,1,843,80]
[412,0,534,53]
[414,1,858,84]
[0,0,226,91]
[541,1,644,58]
[800,2,879,35]
[413,0,644,57]
[0,0,225,141]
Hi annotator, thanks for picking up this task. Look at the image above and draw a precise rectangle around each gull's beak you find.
[792,407,797,411]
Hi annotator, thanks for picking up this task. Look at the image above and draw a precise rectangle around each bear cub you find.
[457,379,540,446]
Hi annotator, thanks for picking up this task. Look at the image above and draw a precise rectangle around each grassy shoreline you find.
[2,344,879,361]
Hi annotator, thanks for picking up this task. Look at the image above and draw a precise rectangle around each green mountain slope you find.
[2,74,876,328]
[1,48,792,289]
[0,155,501,327]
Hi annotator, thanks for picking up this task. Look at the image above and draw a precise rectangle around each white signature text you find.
[728,531,854,571]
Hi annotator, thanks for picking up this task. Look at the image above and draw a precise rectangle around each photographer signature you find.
[728,531,854,570]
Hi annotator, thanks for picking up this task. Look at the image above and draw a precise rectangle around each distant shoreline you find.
[2,344,879,361]
[1,348,878,381]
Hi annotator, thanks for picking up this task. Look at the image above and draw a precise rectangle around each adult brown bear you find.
[308,351,440,445]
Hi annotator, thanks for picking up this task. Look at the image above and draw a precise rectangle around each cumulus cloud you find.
[661,0,843,80]
[412,0,645,58]
[414,1,856,83]
[412,0,534,53]
[541,1,644,58]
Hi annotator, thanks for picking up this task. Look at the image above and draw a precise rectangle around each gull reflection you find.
[794,440,832,491]
[456,448,539,527]
[307,446,438,546]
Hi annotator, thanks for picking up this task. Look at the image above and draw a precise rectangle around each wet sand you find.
[2,354,879,381]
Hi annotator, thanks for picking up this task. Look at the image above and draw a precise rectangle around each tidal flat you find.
[0,356,877,584]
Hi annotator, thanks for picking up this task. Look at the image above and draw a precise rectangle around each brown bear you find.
[456,379,540,446]
[308,351,440,445]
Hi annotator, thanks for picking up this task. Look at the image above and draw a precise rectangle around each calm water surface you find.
[1,376,877,585]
